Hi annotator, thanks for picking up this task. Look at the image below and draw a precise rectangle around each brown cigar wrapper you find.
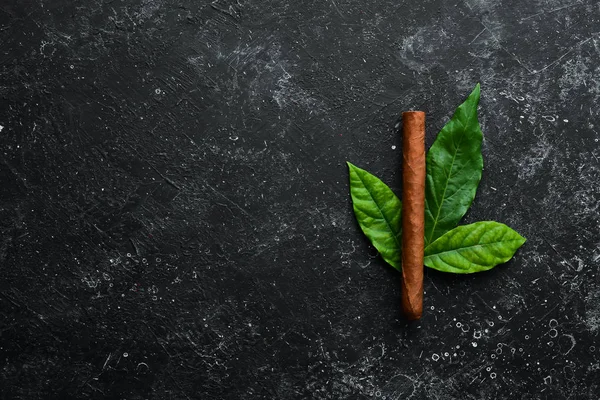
[401,111,425,320]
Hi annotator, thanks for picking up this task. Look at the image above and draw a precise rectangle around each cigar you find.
[401,111,425,320]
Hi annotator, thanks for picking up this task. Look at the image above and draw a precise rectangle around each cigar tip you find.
[402,293,423,321]
[402,298,423,321]
[402,111,425,116]
[403,306,422,321]
[402,111,426,123]
[405,311,422,321]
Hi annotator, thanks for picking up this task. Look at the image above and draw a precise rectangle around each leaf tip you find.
[346,161,357,173]
[471,83,481,102]
[511,226,527,245]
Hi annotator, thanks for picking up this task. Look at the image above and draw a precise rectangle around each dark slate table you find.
[1,0,599,398]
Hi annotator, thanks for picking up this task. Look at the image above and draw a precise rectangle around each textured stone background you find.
[1,0,599,398]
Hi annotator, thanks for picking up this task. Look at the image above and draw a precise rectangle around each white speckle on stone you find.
[391,145,396,150]
[563,119,569,123]
[585,286,600,332]
[518,135,552,179]
[0,125,3,133]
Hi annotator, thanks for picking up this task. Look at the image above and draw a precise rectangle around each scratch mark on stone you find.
[534,35,598,74]
[537,303,560,323]
[520,1,585,21]
[330,0,345,19]
[149,164,182,190]
[487,27,533,73]
[541,234,575,270]
[210,2,238,21]
[129,238,141,257]
[475,292,499,314]
[207,183,256,221]
[463,1,534,74]
[102,353,112,370]
[469,27,487,44]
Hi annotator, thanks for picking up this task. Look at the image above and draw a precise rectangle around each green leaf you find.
[423,221,526,274]
[425,84,484,245]
[347,162,402,271]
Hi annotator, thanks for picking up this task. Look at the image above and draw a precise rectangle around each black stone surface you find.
[1,0,600,398]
